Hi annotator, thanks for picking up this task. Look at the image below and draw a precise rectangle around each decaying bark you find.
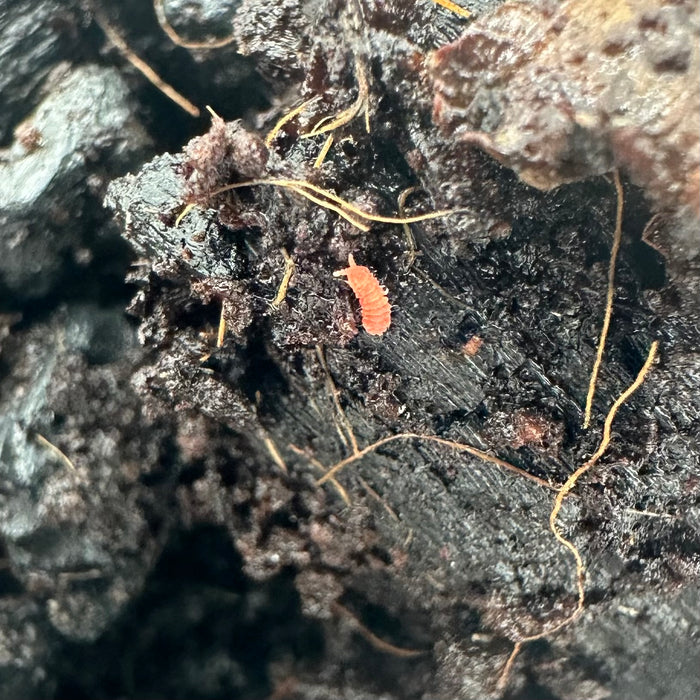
[105,1,700,698]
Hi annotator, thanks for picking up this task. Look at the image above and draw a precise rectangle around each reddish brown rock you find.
[431,0,700,219]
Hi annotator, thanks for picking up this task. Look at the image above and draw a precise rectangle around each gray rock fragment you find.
[0,308,172,643]
[0,63,151,302]
[159,0,238,44]
[0,0,81,145]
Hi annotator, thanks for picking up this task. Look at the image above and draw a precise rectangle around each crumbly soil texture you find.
[2,1,699,699]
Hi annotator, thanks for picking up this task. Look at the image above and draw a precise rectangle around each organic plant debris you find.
[2,1,700,699]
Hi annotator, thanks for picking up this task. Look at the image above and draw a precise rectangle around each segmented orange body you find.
[334,254,391,336]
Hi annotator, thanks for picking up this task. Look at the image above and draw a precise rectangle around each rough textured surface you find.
[431,0,700,217]
[0,63,151,302]
[106,114,700,700]
[0,309,169,636]
[0,0,85,146]
[2,0,700,699]
[161,0,239,43]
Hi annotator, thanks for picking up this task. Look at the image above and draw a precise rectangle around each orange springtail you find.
[334,254,391,336]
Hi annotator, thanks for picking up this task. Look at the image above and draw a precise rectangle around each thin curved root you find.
[496,340,659,690]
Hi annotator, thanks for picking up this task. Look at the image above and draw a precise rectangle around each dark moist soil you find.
[2,1,699,699]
